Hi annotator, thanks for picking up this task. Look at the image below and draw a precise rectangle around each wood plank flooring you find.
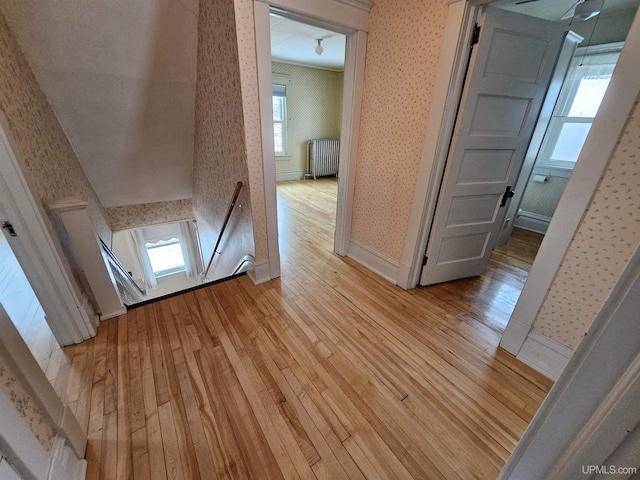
[58,178,552,479]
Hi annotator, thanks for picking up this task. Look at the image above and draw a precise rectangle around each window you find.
[272,73,291,156]
[145,237,185,277]
[537,43,622,170]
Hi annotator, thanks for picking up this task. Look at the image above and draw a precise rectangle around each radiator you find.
[308,139,340,179]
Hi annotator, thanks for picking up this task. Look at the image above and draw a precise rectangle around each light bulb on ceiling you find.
[315,39,324,56]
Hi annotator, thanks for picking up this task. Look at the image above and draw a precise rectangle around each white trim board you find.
[499,242,640,478]
[348,239,400,285]
[0,113,94,345]
[516,331,573,381]
[514,210,551,235]
[254,1,368,282]
[276,171,305,182]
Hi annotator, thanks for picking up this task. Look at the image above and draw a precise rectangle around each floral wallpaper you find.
[533,96,640,350]
[0,11,111,300]
[107,199,195,232]
[193,0,255,281]
[351,0,449,261]
[272,62,343,178]
[234,0,268,260]
[0,355,55,452]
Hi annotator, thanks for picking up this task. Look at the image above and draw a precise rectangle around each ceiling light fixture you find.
[315,39,324,56]
[573,0,602,21]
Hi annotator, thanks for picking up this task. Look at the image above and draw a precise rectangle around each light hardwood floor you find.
[57,178,551,479]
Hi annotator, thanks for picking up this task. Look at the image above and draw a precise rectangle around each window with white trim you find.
[272,73,291,156]
[537,43,622,170]
[145,236,185,277]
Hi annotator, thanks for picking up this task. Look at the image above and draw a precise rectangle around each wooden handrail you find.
[203,181,243,279]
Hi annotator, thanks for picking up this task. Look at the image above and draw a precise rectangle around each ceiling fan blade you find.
[515,0,543,4]
[561,0,584,19]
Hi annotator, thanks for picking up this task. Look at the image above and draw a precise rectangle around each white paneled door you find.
[420,6,565,286]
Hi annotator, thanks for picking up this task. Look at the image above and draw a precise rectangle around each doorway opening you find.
[268,11,347,261]
[417,0,638,332]
[0,229,61,385]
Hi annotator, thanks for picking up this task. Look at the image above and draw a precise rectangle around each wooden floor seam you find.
[51,178,550,480]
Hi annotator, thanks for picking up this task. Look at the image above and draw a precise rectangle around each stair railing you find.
[203,181,243,279]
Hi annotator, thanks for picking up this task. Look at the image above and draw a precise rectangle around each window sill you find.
[275,154,291,160]
[154,269,187,281]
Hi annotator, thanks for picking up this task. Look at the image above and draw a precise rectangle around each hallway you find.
[59,179,551,479]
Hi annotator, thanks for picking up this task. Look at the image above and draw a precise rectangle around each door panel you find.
[420,6,565,286]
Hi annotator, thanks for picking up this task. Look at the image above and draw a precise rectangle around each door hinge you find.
[2,221,17,237]
[471,24,481,46]
[422,255,428,266]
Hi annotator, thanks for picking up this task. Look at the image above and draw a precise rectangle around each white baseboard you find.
[247,257,272,285]
[517,331,573,381]
[500,316,532,355]
[276,171,305,182]
[348,239,400,284]
[515,210,551,234]
[48,437,86,480]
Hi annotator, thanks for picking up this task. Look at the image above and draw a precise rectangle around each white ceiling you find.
[493,0,639,21]
[0,0,198,208]
[270,14,346,71]
[0,0,634,211]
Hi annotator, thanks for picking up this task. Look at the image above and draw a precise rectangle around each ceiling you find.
[0,0,198,208]
[270,14,346,71]
[493,0,639,21]
[0,0,635,210]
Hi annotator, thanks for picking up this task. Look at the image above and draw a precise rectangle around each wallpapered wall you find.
[107,199,194,232]
[351,0,450,261]
[193,0,255,281]
[519,175,569,219]
[0,355,55,452]
[272,62,344,179]
[533,96,640,350]
[0,11,111,301]
[233,0,268,261]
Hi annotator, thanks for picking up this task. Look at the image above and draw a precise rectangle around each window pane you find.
[147,242,185,273]
[550,122,592,163]
[274,122,283,152]
[273,96,283,121]
[568,76,611,117]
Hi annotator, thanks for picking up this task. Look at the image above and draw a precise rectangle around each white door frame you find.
[399,0,640,356]
[253,0,371,278]
[499,242,640,478]
[0,304,86,480]
[0,112,95,345]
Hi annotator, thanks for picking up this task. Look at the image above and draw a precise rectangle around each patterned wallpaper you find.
[193,0,255,281]
[0,355,55,452]
[519,175,569,218]
[234,0,268,260]
[533,96,640,349]
[107,199,194,232]
[0,11,111,300]
[272,62,343,177]
[350,0,449,260]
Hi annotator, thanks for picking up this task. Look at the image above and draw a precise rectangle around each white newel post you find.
[49,197,125,320]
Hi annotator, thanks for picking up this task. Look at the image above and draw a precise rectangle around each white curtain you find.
[179,221,203,279]
[128,229,157,289]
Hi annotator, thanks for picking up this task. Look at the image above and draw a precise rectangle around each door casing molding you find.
[253,0,370,279]
[400,0,640,361]
[0,112,95,345]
